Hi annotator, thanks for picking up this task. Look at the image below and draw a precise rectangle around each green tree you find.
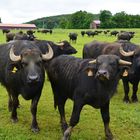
[112,11,129,28]
[69,10,94,29]
[99,10,112,28]
[59,18,68,29]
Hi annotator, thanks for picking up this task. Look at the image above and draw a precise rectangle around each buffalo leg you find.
[131,81,139,102]
[11,95,19,123]
[122,79,130,103]
[57,98,68,133]
[62,100,83,140]
[6,88,20,112]
[100,101,113,140]
[30,94,41,132]
[8,93,13,112]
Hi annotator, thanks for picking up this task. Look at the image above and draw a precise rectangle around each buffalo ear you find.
[85,67,94,76]
[119,66,130,77]
[122,69,128,77]
[59,45,64,50]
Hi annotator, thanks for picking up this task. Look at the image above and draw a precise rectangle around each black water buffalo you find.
[26,30,35,35]
[81,31,85,37]
[40,29,52,34]
[6,32,15,42]
[104,30,110,35]
[2,29,10,34]
[83,40,140,103]
[83,41,110,59]
[68,33,78,43]
[110,31,119,36]
[0,40,53,132]
[47,54,131,140]
[33,40,77,59]
[116,40,140,102]
[14,32,35,41]
[85,31,98,37]
[117,32,134,41]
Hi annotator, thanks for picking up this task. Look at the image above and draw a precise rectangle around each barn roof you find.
[0,23,36,29]
[93,20,101,24]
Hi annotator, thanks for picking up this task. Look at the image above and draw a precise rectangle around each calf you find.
[47,54,131,140]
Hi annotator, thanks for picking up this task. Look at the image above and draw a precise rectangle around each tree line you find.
[99,10,140,28]
[27,11,99,29]
[27,10,140,29]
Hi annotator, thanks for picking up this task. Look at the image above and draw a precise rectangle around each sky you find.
[0,0,140,24]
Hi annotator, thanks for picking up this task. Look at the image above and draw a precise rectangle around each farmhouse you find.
[90,20,101,29]
[0,23,36,30]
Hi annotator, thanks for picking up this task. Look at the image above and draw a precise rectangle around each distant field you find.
[0,29,140,140]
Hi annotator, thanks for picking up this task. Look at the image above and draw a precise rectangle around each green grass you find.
[0,29,140,140]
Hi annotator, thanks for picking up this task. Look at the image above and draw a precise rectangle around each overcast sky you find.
[0,0,140,24]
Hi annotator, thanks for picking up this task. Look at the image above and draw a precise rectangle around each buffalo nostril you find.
[98,70,107,76]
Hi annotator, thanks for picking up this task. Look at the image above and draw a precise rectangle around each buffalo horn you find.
[119,59,132,65]
[9,45,21,62]
[56,42,64,46]
[42,43,54,60]
[89,59,96,64]
[119,47,134,56]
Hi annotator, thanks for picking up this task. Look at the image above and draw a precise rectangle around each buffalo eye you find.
[109,62,116,66]
[21,62,28,67]
[35,60,42,66]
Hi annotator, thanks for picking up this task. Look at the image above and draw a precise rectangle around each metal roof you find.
[0,23,36,28]
[93,20,101,24]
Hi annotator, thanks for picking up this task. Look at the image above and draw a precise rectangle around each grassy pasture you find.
[0,29,140,140]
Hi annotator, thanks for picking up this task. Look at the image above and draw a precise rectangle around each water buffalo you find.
[6,32,15,42]
[33,40,77,59]
[26,30,35,35]
[110,31,119,36]
[81,31,85,37]
[83,40,140,103]
[117,32,134,41]
[0,40,53,132]
[85,31,98,37]
[2,29,10,34]
[47,54,131,140]
[68,33,78,43]
[40,29,52,34]
[14,32,36,41]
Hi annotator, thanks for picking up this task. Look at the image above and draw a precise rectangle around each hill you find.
[26,12,99,29]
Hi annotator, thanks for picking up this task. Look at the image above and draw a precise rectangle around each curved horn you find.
[119,59,132,65]
[89,59,96,64]
[9,45,21,62]
[42,43,54,60]
[55,42,64,46]
[119,47,134,57]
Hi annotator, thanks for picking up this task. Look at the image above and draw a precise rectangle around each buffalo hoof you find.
[105,132,113,140]
[62,127,72,140]
[31,127,40,133]
[105,127,113,140]
[131,97,138,103]
[123,97,130,103]
[62,135,70,140]
[11,118,18,123]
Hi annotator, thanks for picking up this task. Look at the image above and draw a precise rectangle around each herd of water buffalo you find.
[0,28,139,140]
